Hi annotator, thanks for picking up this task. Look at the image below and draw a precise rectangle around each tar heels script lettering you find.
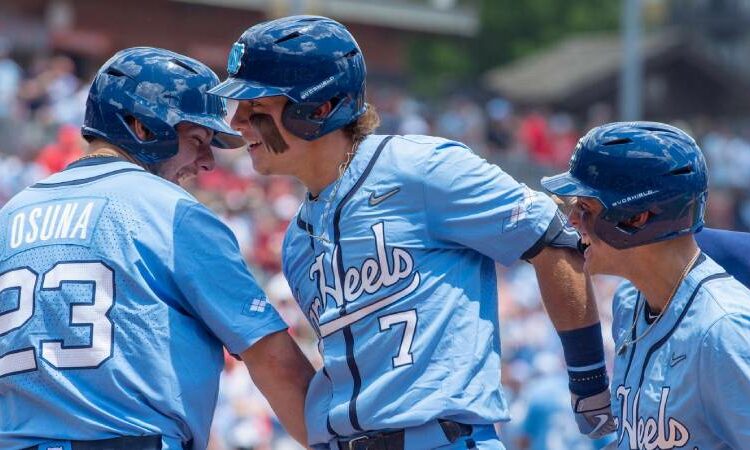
[9,201,95,248]
[307,222,418,328]
[616,385,690,450]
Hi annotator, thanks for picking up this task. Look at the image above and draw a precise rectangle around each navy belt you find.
[337,420,473,450]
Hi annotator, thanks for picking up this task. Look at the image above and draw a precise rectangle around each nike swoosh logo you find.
[591,414,610,434]
[368,187,400,206]
[670,353,687,367]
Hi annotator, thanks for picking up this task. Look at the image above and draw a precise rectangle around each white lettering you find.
[24,208,41,243]
[616,385,690,450]
[307,222,418,320]
[7,202,94,248]
[300,76,336,100]
[344,267,364,301]
[10,213,25,249]
[69,202,94,240]
[361,259,382,294]
[39,204,61,241]
[309,250,345,308]
[55,203,78,239]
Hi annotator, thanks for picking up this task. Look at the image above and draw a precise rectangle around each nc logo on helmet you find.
[227,42,245,76]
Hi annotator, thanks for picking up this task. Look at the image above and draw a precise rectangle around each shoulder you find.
[698,311,750,371]
[376,134,475,172]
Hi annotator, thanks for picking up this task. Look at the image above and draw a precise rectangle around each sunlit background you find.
[2,1,749,449]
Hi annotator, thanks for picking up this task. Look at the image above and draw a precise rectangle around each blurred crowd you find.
[2,46,750,450]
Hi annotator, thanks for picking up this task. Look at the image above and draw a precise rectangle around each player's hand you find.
[570,388,617,439]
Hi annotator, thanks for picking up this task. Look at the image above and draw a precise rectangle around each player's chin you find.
[250,160,272,176]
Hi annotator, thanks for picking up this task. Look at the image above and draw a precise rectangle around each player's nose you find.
[230,101,251,135]
[198,146,215,172]
[567,207,582,230]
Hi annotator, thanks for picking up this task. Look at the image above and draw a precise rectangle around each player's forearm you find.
[531,245,611,424]
[241,330,315,446]
[530,246,599,331]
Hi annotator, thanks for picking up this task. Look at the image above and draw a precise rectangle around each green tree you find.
[408,0,620,96]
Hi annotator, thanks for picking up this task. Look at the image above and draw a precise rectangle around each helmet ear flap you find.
[615,211,651,234]
[282,95,355,141]
[281,100,327,140]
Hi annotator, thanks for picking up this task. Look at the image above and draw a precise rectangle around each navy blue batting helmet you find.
[541,122,708,249]
[82,47,244,164]
[208,15,367,140]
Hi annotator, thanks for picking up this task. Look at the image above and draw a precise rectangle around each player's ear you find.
[127,117,155,141]
[312,101,333,119]
[621,211,651,230]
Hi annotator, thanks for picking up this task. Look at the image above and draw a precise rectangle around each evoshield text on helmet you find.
[208,15,367,140]
[541,122,708,249]
[82,47,244,164]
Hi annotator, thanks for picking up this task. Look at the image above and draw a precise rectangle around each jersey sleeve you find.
[172,200,288,355]
[422,141,557,266]
[698,313,750,447]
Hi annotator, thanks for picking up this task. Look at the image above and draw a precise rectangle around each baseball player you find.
[543,121,750,449]
[0,47,313,450]
[209,15,614,449]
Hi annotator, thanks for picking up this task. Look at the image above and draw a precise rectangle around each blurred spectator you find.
[702,125,750,190]
[547,113,578,169]
[436,95,487,154]
[486,97,515,151]
[34,124,84,174]
[0,37,22,154]
[518,109,554,166]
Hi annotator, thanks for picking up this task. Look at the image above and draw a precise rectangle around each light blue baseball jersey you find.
[0,157,287,450]
[611,253,750,450]
[282,134,557,445]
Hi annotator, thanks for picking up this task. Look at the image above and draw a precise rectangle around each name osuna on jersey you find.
[0,158,287,450]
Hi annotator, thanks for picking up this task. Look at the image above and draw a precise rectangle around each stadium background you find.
[1,0,749,448]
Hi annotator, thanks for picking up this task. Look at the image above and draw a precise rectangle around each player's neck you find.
[296,132,357,197]
[84,140,141,166]
[625,237,700,314]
